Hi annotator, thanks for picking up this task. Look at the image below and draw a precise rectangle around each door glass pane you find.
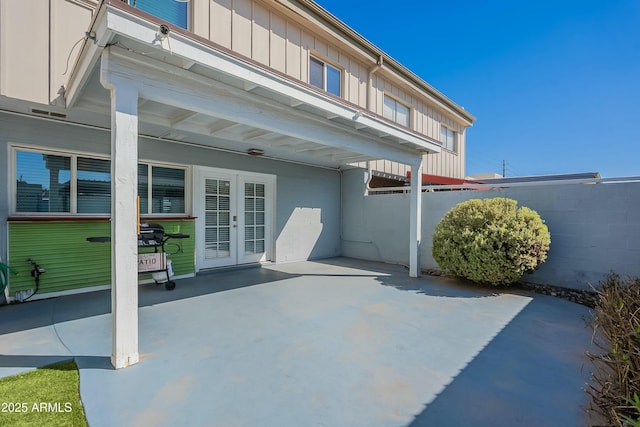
[245,226,255,241]
[245,182,254,196]
[245,197,255,212]
[206,179,218,193]
[205,228,218,243]
[205,212,217,226]
[16,151,71,213]
[219,212,230,226]
[245,212,254,226]
[77,157,110,213]
[205,178,232,260]
[243,182,266,255]
[219,180,230,195]
[206,195,217,210]
[218,242,230,257]
[219,195,230,211]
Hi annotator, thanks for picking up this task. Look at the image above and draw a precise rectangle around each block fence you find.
[341,168,640,290]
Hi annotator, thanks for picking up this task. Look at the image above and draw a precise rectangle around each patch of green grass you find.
[0,359,88,427]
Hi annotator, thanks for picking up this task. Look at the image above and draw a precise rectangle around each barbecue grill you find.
[87,223,190,290]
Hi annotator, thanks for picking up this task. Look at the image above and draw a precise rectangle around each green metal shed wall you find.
[7,220,195,296]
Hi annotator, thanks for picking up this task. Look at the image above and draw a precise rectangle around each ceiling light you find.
[247,148,264,156]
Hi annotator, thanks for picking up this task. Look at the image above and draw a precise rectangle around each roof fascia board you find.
[99,5,440,154]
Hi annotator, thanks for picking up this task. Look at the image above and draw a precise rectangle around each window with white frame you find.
[309,56,341,97]
[383,95,410,127]
[14,148,186,215]
[440,126,457,152]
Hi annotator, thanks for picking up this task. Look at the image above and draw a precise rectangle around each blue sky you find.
[314,0,640,178]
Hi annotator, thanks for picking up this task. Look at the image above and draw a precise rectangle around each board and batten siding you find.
[0,0,95,105]
[7,220,195,296]
[201,0,369,107]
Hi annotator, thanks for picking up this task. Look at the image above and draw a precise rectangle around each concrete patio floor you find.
[0,257,596,426]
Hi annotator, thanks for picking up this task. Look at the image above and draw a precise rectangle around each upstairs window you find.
[310,56,341,97]
[383,95,410,127]
[440,126,457,152]
[133,0,188,29]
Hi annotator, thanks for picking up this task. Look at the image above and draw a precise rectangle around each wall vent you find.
[31,108,67,119]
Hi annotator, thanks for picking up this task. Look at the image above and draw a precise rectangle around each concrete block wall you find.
[342,168,640,290]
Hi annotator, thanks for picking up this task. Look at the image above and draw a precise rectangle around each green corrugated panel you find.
[7,220,195,296]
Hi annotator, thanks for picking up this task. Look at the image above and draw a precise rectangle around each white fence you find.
[342,169,640,290]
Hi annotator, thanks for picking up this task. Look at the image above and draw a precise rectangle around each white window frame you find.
[383,94,411,127]
[309,54,342,97]
[10,145,190,217]
[440,126,457,152]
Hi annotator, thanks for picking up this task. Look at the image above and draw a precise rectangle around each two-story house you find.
[0,0,474,367]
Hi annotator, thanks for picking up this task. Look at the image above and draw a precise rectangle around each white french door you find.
[195,167,274,270]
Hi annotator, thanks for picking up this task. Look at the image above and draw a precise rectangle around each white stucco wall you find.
[342,168,640,290]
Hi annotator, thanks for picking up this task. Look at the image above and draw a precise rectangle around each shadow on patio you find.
[0,257,596,426]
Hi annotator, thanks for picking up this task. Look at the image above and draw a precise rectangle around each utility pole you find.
[502,160,506,177]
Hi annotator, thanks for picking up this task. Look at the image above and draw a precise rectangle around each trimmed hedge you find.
[432,197,550,285]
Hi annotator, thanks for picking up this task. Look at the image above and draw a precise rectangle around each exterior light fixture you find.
[247,148,264,156]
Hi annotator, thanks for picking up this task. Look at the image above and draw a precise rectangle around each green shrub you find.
[432,197,550,285]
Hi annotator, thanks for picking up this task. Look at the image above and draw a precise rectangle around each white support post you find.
[108,79,139,369]
[409,158,423,278]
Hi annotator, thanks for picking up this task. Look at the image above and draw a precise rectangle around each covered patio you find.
[62,0,437,368]
[0,258,595,426]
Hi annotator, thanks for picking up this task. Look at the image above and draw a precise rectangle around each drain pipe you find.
[366,55,384,111]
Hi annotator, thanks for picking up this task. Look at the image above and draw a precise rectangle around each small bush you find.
[587,274,640,426]
[432,197,550,285]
